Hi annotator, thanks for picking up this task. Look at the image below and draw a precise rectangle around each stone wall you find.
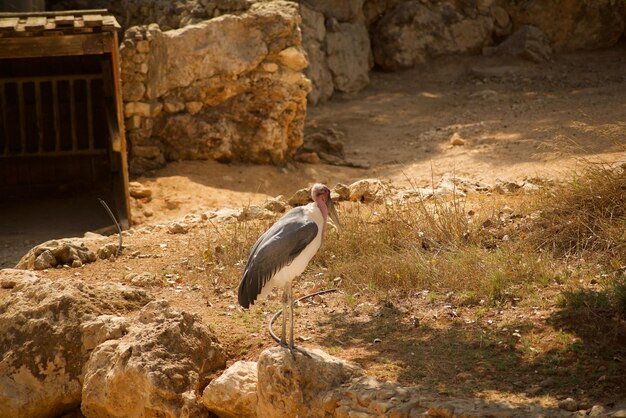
[120,1,311,174]
[299,0,373,104]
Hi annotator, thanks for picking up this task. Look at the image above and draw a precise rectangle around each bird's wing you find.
[238,208,319,308]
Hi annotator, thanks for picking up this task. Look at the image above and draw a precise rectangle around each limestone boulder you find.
[502,0,625,52]
[123,1,310,170]
[300,3,334,104]
[16,238,99,270]
[202,361,258,418]
[302,0,365,22]
[485,25,552,63]
[372,1,493,70]
[81,300,227,418]
[158,114,235,162]
[108,0,253,31]
[146,18,267,98]
[256,347,364,418]
[129,181,152,198]
[300,128,345,160]
[326,21,372,93]
[288,187,312,206]
[0,273,151,418]
[349,178,387,203]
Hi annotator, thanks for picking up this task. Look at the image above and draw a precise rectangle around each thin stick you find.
[98,198,123,256]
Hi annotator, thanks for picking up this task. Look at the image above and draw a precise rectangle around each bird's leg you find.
[288,280,294,350]
[281,283,289,347]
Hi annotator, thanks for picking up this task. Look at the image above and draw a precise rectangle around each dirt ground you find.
[3,44,626,412]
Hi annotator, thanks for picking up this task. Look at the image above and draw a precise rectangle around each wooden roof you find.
[0,9,120,38]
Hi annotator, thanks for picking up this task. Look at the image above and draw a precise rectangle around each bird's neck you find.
[314,198,328,235]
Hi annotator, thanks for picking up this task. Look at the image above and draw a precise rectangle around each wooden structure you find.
[0,9,130,229]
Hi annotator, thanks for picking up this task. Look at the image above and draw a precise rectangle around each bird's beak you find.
[326,198,342,233]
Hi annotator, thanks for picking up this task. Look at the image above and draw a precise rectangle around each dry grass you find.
[529,162,626,261]
[210,164,625,313]
[315,193,560,307]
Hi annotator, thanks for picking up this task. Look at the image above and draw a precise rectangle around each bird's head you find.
[311,183,342,233]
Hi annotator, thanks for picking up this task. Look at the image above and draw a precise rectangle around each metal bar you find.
[69,79,77,151]
[35,80,44,153]
[0,73,102,84]
[0,83,8,156]
[86,79,94,151]
[52,80,60,152]
[0,149,108,158]
[17,81,26,155]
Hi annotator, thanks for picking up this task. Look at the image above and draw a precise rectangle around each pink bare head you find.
[311,183,331,202]
[310,183,341,233]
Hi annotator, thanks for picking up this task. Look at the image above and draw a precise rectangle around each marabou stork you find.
[237,183,341,349]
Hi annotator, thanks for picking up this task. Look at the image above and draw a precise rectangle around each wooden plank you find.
[101,15,117,27]
[44,18,56,30]
[0,9,109,18]
[15,19,26,32]
[24,16,46,31]
[73,18,84,29]
[0,17,19,31]
[0,33,107,58]
[83,14,103,28]
[54,15,75,27]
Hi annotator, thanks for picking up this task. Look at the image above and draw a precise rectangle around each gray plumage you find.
[238,206,319,308]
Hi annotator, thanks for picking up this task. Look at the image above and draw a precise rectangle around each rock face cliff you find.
[120,1,311,173]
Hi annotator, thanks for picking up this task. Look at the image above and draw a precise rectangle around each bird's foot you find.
[277,342,312,358]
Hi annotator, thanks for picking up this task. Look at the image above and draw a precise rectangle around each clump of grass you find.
[205,164,625,312]
[202,217,278,287]
[529,163,626,261]
[316,191,554,306]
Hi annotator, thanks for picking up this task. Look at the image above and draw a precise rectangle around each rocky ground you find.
[1,45,626,416]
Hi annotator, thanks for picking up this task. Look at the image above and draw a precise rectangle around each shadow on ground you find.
[314,297,626,404]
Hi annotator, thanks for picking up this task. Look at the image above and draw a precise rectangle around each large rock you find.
[372,1,494,70]
[16,238,100,270]
[485,25,552,62]
[202,361,258,418]
[81,300,227,418]
[122,1,311,171]
[0,273,152,418]
[301,0,365,22]
[300,3,334,104]
[502,0,625,52]
[108,0,253,31]
[145,18,268,98]
[349,178,387,203]
[326,21,372,93]
[256,347,364,417]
